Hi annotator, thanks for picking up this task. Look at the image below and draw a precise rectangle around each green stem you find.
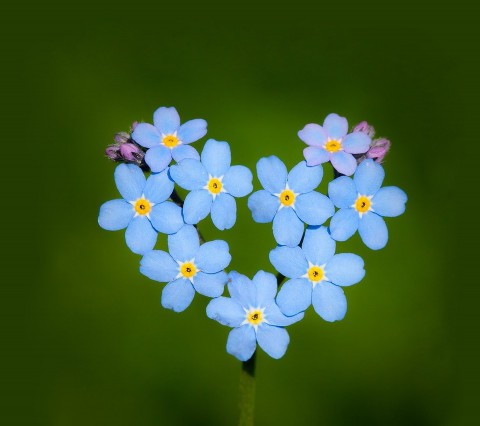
[239,352,256,426]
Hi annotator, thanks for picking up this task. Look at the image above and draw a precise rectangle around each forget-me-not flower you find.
[298,113,371,176]
[328,159,407,250]
[132,106,207,173]
[98,164,184,255]
[169,139,253,230]
[248,156,334,247]
[207,271,304,361]
[140,225,231,312]
[271,226,365,321]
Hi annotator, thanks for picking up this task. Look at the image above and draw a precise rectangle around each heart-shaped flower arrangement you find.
[99,106,407,362]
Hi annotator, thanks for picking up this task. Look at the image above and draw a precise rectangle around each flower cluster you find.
[99,107,407,362]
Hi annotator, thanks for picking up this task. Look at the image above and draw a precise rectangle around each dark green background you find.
[2,1,478,425]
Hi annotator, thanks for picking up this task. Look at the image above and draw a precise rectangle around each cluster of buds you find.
[353,121,391,164]
[105,122,147,170]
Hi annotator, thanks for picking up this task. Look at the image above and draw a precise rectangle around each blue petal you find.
[256,325,289,359]
[226,325,257,361]
[114,164,146,201]
[140,250,178,282]
[295,192,334,225]
[328,176,357,208]
[168,225,200,261]
[131,123,161,148]
[256,156,287,194]
[298,123,327,146]
[161,278,195,312]
[329,208,359,242]
[303,146,329,166]
[323,113,348,139]
[183,189,212,224]
[269,246,308,279]
[98,199,134,231]
[223,165,253,197]
[248,190,279,223]
[177,118,207,144]
[252,270,277,307]
[193,271,227,297]
[149,202,184,234]
[312,282,347,322]
[302,226,336,265]
[326,253,365,286]
[125,216,157,255]
[342,132,371,154]
[330,151,357,176]
[206,297,245,327]
[276,278,312,316]
[358,212,388,250]
[143,169,174,204]
[264,304,304,326]
[196,240,231,273]
[227,271,256,308]
[171,144,200,163]
[273,208,304,247]
[287,161,323,194]
[354,159,385,195]
[153,106,180,135]
[211,193,236,230]
[144,145,172,173]
[169,159,208,190]
[372,186,407,217]
[201,139,231,176]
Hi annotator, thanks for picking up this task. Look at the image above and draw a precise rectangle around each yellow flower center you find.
[279,189,295,206]
[325,139,342,153]
[355,196,371,213]
[308,266,324,282]
[162,134,179,148]
[134,198,152,215]
[247,309,264,326]
[180,262,197,278]
[208,178,223,194]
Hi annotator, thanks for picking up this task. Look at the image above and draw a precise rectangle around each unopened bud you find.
[105,145,122,161]
[367,138,391,163]
[120,143,144,162]
[113,131,130,145]
[353,121,375,139]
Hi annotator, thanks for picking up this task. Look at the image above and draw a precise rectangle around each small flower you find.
[169,139,253,230]
[271,226,365,321]
[366,138,391,164]
[140,225,231,312]
[298,113,371,176]
[247,156,334,247]
[207,271,303,361]
[328,159,407,250]
[131,106,207,173]
[98,164,184,254]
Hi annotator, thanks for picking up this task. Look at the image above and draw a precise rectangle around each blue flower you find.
[247,156,334,247]
[207,271,304,361]
[131,106,207,173]
[140,225,231,312]
[169,139,253,230]
[328,159,407,250]
[299,113,371,176]
[98,164,184,255]
[271,226,365,321]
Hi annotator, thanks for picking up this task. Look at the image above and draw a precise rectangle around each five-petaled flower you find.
[206,271,303,361]
[132,106,207,173]
[169,139,253,230]
[328,159,407,250]
[248,156,334,247]
[271,226,365,321]
[299,113,371,176]
[140,225,231,312]
[98,164,184,254]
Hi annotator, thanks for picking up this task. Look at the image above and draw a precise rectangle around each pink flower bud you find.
[113,131,130,145]
[105,145,122,161]
[353,121,375,139]
[367,138,391,163]
[120,143,144,162]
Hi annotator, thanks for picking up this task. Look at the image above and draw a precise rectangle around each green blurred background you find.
[2,1,479,425]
